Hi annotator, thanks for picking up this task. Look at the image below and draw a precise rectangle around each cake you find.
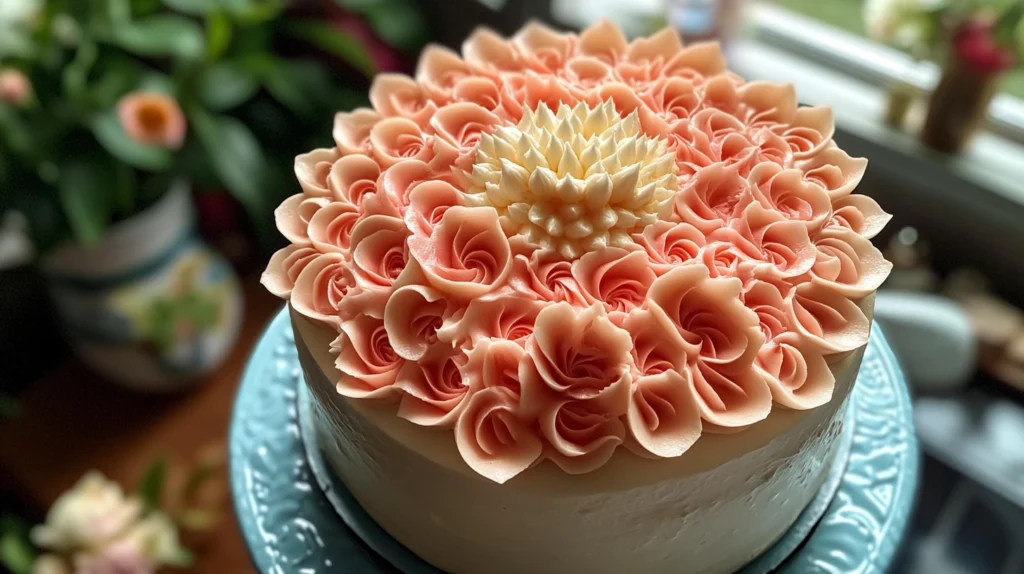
[262,19,893,574]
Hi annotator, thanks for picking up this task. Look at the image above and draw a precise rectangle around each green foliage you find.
[90,56,142,107]
[58,157,116,244]
[0,29,34,59]
[337,0,430,53]
[138,456,169,510]
[165,546,195,567]
[62,40,98,100]
[110,15,206,60]
[177,508,217,530]
[184,461,218,500]
[284,20,377,76]
[91,110,174,171]
[0,0,430,253]
[204,11,233,62]
[165,0,286,21]
[145,289,222,351]
[0,516,34,574]
[0,393,20,421]
[1017,15,1024,59]
[992,1,1024,60]
[263,59,334,117]
[0,104,35,158]
[164,0,223,14]
[198,62,260,110]
[190,109,271,238]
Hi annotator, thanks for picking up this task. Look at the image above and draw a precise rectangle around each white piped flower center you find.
[467,100,679,260]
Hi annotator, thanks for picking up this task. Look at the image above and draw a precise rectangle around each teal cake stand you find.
[230,307,919,573]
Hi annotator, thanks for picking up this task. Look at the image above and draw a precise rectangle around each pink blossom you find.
[0,68,31,106]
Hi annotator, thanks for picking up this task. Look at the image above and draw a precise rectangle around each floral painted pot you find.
[41,184,243,391]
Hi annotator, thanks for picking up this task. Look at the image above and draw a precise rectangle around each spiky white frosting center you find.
[467,101,679,260]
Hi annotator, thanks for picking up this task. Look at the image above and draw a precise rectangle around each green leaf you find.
[91,111,174,171]
[107,0,132,24]
[63,40,99,100]
[993,2,1024,48]
[0,393,20,421]
[232,0,287,24]
[178,508,217,530]
[0,104,36,159]
[362,1,428,52]
[263,59,332,117]
[198,62,259,111]
[165,546,195,567]
[205,11,232,62]
[181,291,219,328]
[330,0,382,10]
[0,27,34,59]
[163,0,218,14]
[234,24,272,56]
[147,298,176,351]
[132,0,164,15]
[112,162,137,217]
[183,461,217,500]
[0,530,34,574]
[138,456,168,509]
[283,21,376,77]
[0,516,25,536]
[1016,14,1024,60]
[91,58,141,107]
[190,110,269,236]
[164,0,275,20]
[58,159,113,245]
[5,188,64,252]
[111,15,206,60]
[137,72,178,96]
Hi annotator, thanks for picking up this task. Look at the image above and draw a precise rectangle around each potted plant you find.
[864,0,949,128]
[0,0,426,390]
[920,1,1023,152]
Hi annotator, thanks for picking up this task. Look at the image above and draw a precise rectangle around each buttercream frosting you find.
[262,20,892,484]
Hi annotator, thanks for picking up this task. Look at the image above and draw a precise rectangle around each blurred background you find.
[2,0,1024,573]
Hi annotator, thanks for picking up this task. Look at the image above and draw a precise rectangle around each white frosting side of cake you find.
[292,306,867,574]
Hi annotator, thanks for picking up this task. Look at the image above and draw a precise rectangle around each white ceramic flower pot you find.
[41,184,243,391]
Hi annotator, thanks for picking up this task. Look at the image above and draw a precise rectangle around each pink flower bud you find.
[0,68,32,106]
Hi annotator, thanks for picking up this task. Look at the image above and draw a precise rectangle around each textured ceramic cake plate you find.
[230,308,919,573]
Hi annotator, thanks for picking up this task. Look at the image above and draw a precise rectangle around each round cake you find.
[262,19,893,574]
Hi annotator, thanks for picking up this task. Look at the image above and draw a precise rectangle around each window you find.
[777,0,1024,100]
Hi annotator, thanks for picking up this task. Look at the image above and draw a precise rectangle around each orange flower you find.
[117,91,186,149]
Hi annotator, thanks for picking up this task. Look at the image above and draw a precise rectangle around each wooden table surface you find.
[0,273,281,574]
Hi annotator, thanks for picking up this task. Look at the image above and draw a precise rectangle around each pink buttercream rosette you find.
[263,20,893,484]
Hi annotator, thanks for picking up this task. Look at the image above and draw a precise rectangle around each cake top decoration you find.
[262,20,893,483]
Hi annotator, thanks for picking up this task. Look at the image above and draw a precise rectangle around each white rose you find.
[30,472,142,553]
[120,511,190,568]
